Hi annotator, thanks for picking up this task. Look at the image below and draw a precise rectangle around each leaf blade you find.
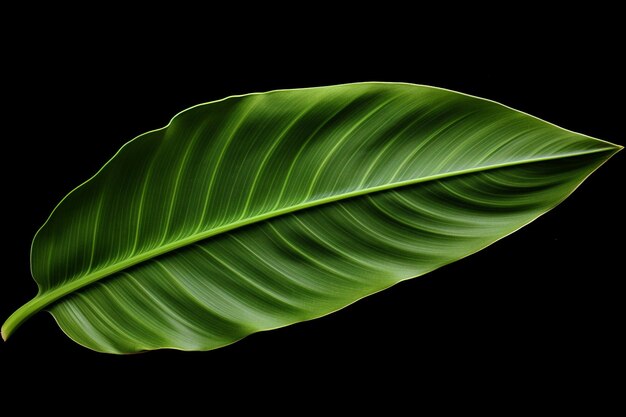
[2,82,620,351]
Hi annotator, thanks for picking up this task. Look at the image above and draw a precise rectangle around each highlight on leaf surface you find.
[2,82,621,353]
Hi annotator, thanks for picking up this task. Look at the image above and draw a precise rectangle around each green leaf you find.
[2,82,620,353]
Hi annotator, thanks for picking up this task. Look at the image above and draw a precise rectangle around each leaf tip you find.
[608,140,623,152]
[1,326,7,342]
[601,142,623,156]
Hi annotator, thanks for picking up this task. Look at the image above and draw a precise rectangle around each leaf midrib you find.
[1,146,615,340]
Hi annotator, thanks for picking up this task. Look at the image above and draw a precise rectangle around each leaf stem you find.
[2,295,48,341]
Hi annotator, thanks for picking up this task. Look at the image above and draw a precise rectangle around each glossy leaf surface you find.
[2,83,620,353]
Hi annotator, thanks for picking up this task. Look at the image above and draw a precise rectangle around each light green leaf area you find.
[2,82,620,353]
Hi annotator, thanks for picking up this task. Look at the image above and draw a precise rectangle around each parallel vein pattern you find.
[2,82,620,353]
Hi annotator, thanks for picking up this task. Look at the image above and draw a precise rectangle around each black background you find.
[1,19,623,407]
